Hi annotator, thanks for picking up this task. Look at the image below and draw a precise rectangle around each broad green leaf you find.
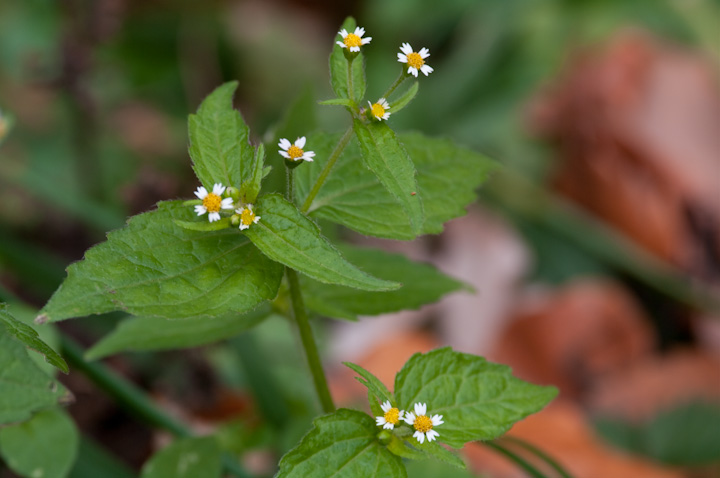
[389,82,419,114]
[353,119,423,235]
[329,17,366,102]
[412,440,466,469]
[0,322,69,425]
[303,245,469,320]
[277,409,406,478]
[85,305,272,360]
[0,303,67,373]
[38,201,283,322]
[68,437,136,478]
[140,437,222,478]
[174,218,232,232]
[244,194,398,291]
[188,81,254,189]
[295,132,497,240]
[394,347,557,448]
[344,362,393,404]
[0,408,79,478]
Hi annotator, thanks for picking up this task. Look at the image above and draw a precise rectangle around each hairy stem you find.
[381,70,407,100]
[285,267,335,413]
[347,55,355,103]
[301,126,353,213]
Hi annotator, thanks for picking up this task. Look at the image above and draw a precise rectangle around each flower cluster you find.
[375,401,444,444]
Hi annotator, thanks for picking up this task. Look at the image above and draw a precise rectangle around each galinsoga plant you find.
[3,17,557,478]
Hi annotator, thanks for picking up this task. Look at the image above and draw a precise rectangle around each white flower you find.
[403,402,443,444]
[375,401,404,430]
[193,183,234,222]
[336,26,372,52]
[368,98,391,121]
[397,43,433,77]
[278,137,315,162]
[236,204,260,231]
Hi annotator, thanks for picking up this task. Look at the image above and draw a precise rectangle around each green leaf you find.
[174,218,232,232]
[85,305,272,360]
[0,322,69,425]
[389,82,419,114]
[412,440,466,469]
[295,132,497,240]
[188,81,254,189]
[329,17,366,102]
[277,409,406,478]
[37,201,283,322]
[0,408,79,478]
[394,347,557,448]
[319,98,356,107]
[303,245,469,320]
[0,303,68,373]
[353,120,424,235]
[241,143,265,204]
[244,194,398,291]
[344,362,393,404]
[140,437,222,478]
[386,435,427,461]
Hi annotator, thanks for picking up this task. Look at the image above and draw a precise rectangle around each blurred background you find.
[1,0,719,477]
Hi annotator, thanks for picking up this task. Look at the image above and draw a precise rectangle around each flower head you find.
[278,137,315,162]
[397,43,433,77]
[236,204,260,231]
[194,183,234,222]
[368,98,390,121]
[403,402,443,444]
[375,401,404,430]
[337,26,372,52]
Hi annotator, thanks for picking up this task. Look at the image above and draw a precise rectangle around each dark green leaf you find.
[0,303,67,373]
[0,409,79,478]
[244,194,398,291]
[412,440,466,469]
[329,17,366,102]
[277,409,406,478]
[353,120,423,235]
[303,245,469,320]
[38,201,283,322]
[344,362,393,404]
[188,81,254,189]
[394,347,557,448]
[140,437,222,478]
[174,218,232,232]
[85,305,272,360]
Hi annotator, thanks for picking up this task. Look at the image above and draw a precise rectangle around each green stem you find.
[502,437,574,478]
[286,166,294,203]
[484,441,550,478]
[285,267,335,413]
[381,70,407,100]
[347,56,355,103]
[300,125,354,213]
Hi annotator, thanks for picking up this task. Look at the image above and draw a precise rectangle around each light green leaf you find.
[244,194,398,291]
[0,322,69,425]
[277,409,406,478]
[85,306,272,360]
[295,132,497,240]
[241,143,265,204]
[389,82,419,114]
[0,303,68,373]
[303,245,468,320]
[173,218,232,232]
[0,408,79,478]
[329,17,366,102]
[395,347,557,448]
[37,201,283,322]
[140,437,222,478]
[344,362,393,404]
[386,435,427,461]
[354,119,423,235]
[188,81,254,189]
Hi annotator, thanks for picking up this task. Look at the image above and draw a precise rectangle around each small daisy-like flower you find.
[375,401,404,430]
[194,183,234,222]
[397,43,433,77]
[368,98,391,121]
[404,402,443,444]
[336,26,372,52]
[236,204,261,231]
[278,137,315,162]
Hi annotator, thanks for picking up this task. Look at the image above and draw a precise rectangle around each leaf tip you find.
[34,313,49,325]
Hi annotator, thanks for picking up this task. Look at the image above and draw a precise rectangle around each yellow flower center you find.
[287,145,304,160]
[413,415,433,433]
[407,52,424,69]
[240,207,256,226]
[202,193,223,213]
[384,408,400,425]
[344,33,362,48]
[371,103,386,119]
